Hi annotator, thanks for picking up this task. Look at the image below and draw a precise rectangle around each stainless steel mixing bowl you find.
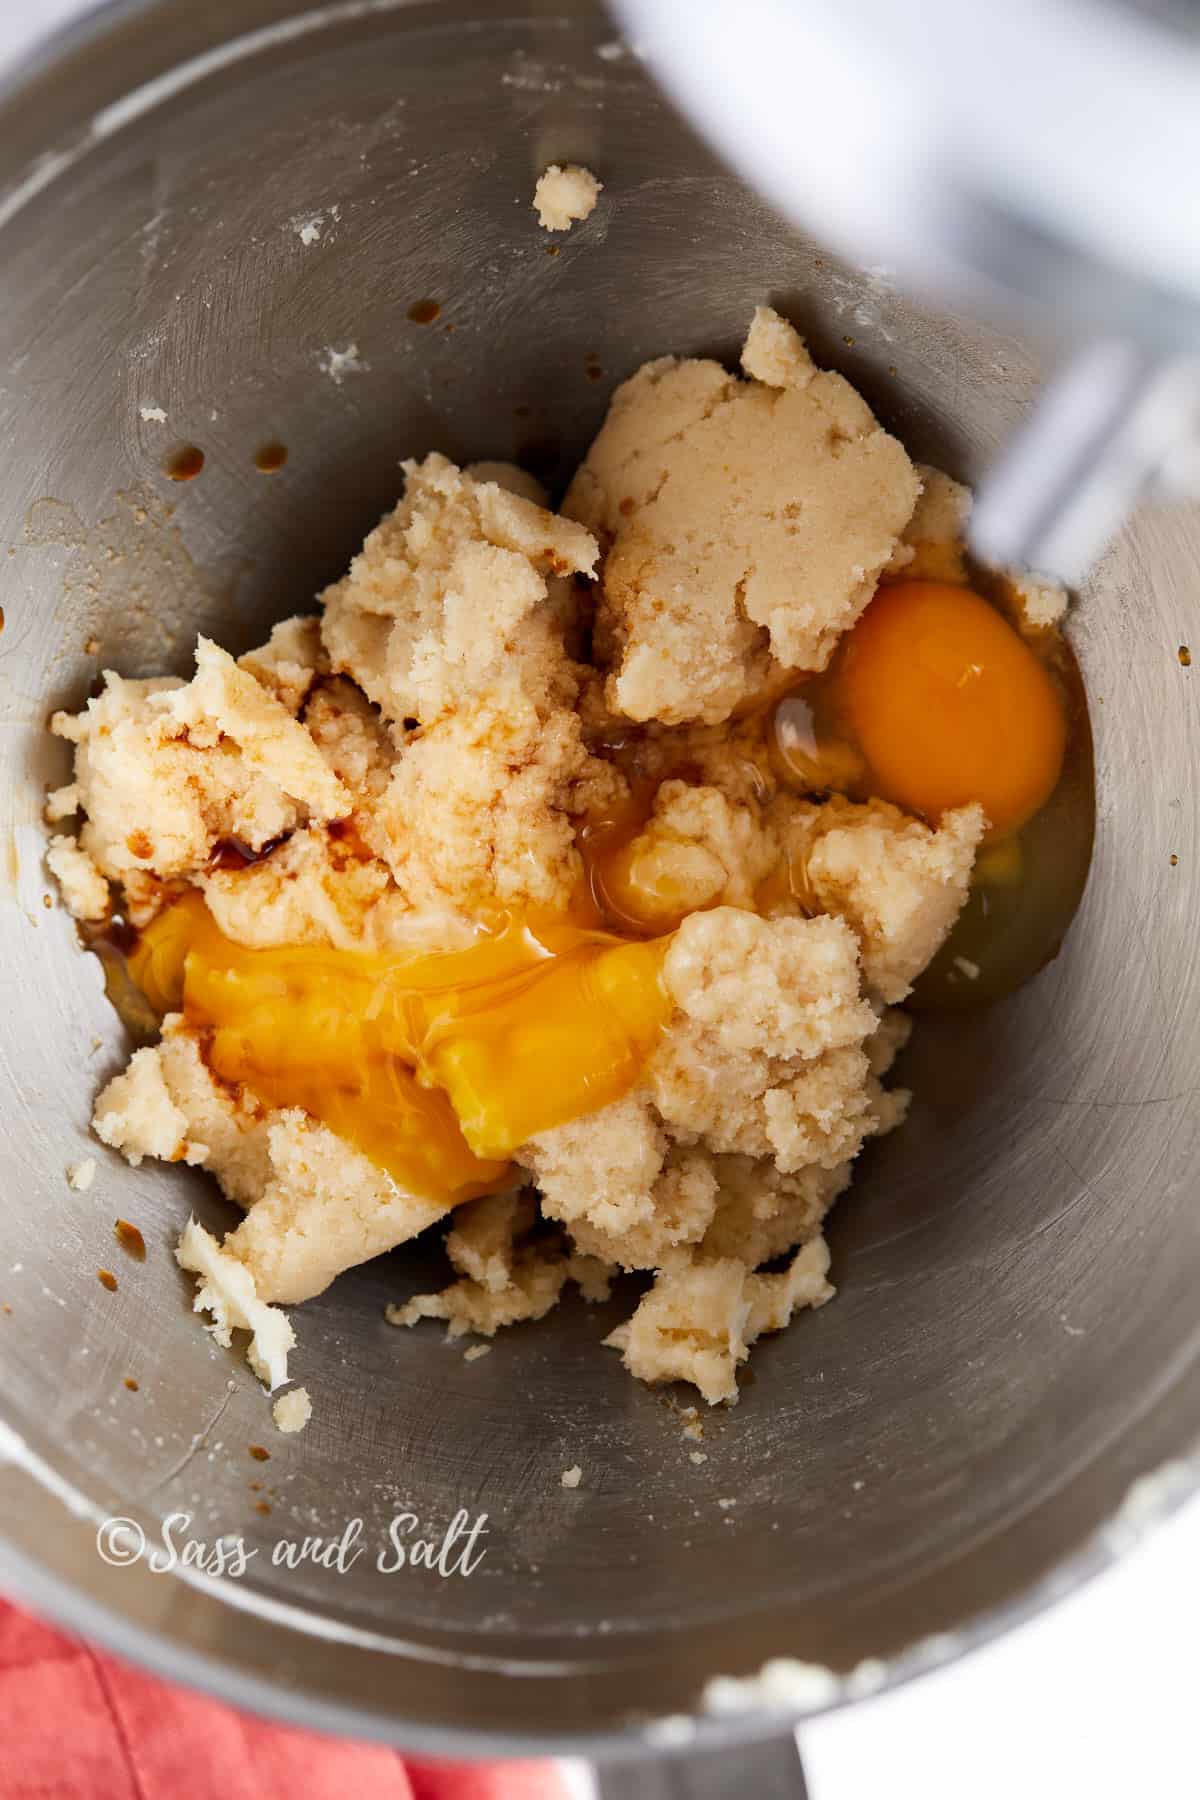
[1,0,1199,1785]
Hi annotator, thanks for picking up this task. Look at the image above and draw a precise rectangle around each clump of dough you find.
[565,306,919,724]
[273,1387,313,1434]
[48,642,349,921]
[523,1099,720,1269]
[386,1192,609,1337]
[605,1237,834,1406]
[517,911,904,1295]
[371,691,623,913]
[320,452,595,725]
[321,453,625,912]
[176,1216,295,1391]
[606,781,779,927]
[774,796,985,1003]
[45,835,110,921]
[533,163,602,232]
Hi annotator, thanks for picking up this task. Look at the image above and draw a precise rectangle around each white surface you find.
[0,0,94,72]
[803,1492,1200,1799]
[4,5,1197,1796]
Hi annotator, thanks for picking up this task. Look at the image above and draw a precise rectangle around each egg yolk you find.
[831,581,1068,842]
[129,892,673,1194]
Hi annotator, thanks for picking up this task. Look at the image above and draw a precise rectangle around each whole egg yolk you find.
[832,581,1068,842]
[127,892,673,1198]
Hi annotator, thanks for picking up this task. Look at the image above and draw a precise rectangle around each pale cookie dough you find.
[273,1387,312,1434]
[50,305,989,1407]
[533,163,602,231]
[176,1217,295,1391]
[564,307,921,724]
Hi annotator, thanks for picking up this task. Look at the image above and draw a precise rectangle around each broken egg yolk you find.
[831,581,1068,842]
[128,893,673,1197]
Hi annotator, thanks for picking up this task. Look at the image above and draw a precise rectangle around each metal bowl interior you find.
[0,0,1198,1757]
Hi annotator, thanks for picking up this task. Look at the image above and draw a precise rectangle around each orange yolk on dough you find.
[129,893,673,1194]
[830,581,1068,842]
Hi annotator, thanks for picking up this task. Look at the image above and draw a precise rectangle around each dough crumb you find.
[533,164,601,231]
[319,342,369,385]
[560,1463,583,1488]
[273,1386,312,1433]
[175,1216,295,1391]
[463,1343,492,1362]
[703,1657,841,1715]
[139,405,168,425]
[1009,568,1070,630]
[46,835,109,921]
[66,1158,96,1192]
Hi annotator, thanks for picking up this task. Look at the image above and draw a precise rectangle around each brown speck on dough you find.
[254,1500,272,1515]
[97,1269,118,1292]
[1170,854,1179,867]
[165,445,205,482]
[126,830,152,859]
[407,298,441,325]
[41,894,52,909]
[248,1444,271,1462]
[115,1219,146,1260]
[124,1376,139,1392]
[1179,645,1191,667]
[618,497,635,517]
[85,636,99,655]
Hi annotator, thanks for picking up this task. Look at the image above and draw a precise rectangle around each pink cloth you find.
[0,1597,564,1800]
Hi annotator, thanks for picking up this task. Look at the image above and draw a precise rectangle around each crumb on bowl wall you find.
[66,1158,96,1192]
[273,1386,312,1434]
[533,164,601,232]
[560,1463,582,1488]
